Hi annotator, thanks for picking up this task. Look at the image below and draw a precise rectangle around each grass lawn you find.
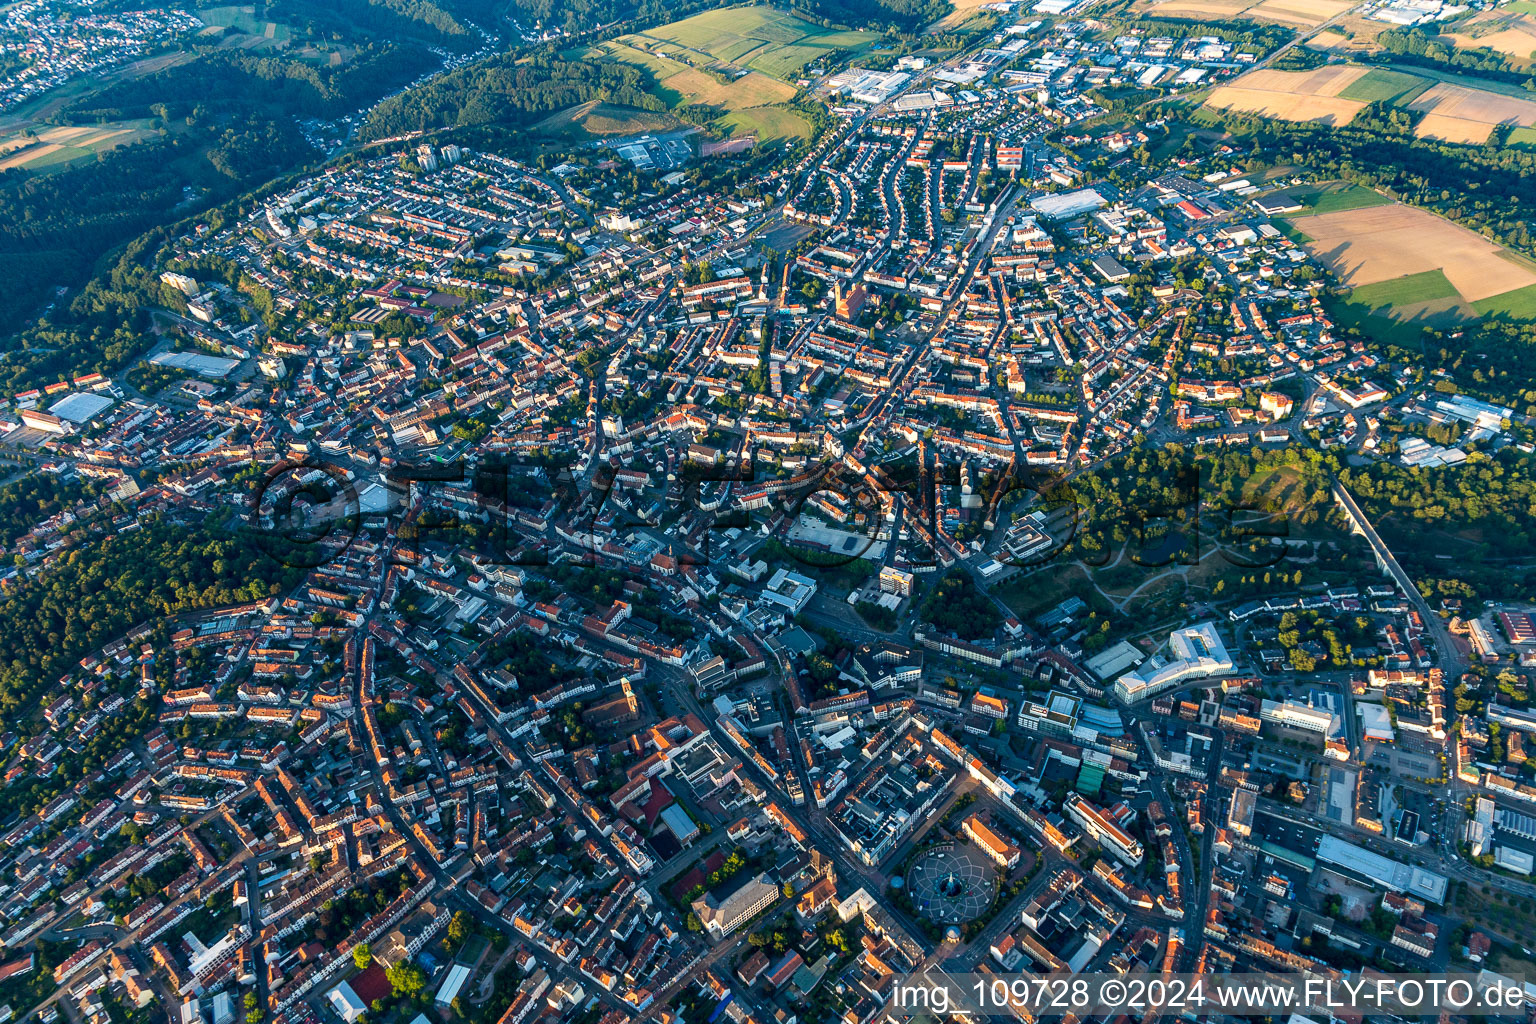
[1287,182,1394,216]
[1238,465,1307,509]
[1337,67,1431,103]
[994,563,1112,620]
[1327,269,1477,340]
[601,40,797,107]
[1275,218,1313,243]
[715,105,813,141]
[534,100,680,138]
[1322,291,1446,345]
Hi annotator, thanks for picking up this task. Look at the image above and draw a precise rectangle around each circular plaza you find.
[906,843,996,924]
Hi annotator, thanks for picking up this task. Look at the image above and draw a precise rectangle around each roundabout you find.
[906,843,996,924]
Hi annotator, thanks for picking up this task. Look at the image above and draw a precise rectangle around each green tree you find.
[387,960,426,998]
[353,943,372,970]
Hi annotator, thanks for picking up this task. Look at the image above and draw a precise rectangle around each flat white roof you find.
[48,392,113,424]
[1315,834,1447,903]
[435,964,470,1005]
[150,350,241,379]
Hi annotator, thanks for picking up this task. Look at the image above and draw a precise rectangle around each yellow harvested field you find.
[1449,26,1536,60]
[1310,28,1354,48]
[1247,65,1370,95]
[1141,0,1253,15]
[0,121,156,171]
[1444,10,1536,61]
[1136,0,1348,24]
[1,125,97,153]
[1414,112,1493,143]
[1409,81,1536,124]
[928,0,1000,30]
[40,125,95,142]
[1204,68,1371,124]
[1205,87,1365,122]
[1296,204,1536,302]
[0,143,59,169]
[1248,0,1355,23]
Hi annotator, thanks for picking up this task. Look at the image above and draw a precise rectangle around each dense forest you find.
[1050,444,1339,561]
[0,519,303,719]
[64,43,438,122]
[788,0,952,32]
[0,475,104,550]
[0,28,446,385]
[269,0,496,46]
[363,52,665,138]
[1041,442,1536,602]
[0,114,313,356]
[1104,14,1292,52]
[1367,25,1536,88]
[0,228,175,398]
[920,568,1002,639]
[1363,317,1536,416]
[500,0,705,35]
[1341,448,1536,601]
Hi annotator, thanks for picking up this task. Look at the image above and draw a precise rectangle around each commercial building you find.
[1016,690,1082,739]
[879,566,914,597]
[1315,835,1447,904]
[691,872,779,940]
[1031,188,1107,221]
[1064,792,1143,865]
[963,814,1021,869]
[1260,698,1336,734]
[762,568,817,615]
[1113,622,1233,703]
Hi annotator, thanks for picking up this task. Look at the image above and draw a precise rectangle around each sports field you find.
[623,7,876,81]
[1310,183,1391,214]
[534,100,680,138]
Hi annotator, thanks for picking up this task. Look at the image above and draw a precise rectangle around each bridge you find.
[1330,477,1463,671]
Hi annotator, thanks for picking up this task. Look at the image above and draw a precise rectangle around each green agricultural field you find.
[1337,67,1431,104]
[1348,269,1460,309]
[1473,281,1536,319]
[0,120,161,173]
[197,5,293,44]
[1508,125,1536,146]
[625,7,877,81]
[597,39,811,141]
[1326,269,1477,343]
